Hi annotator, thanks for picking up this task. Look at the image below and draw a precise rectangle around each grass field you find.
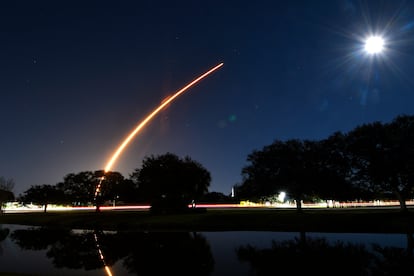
[1,208,414,233]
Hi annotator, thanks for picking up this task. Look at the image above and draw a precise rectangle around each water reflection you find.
[117,231,214,275]
[94,231,114,276]
[0,225,10,256]
[2,226,414,275]
[10,227,214,275]
[236,231,414,275]
[11,227,107,270]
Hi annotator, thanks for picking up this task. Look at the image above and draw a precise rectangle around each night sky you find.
[2,0,414,197]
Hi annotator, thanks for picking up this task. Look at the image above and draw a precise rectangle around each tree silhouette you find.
[94,170,138,205]
[317,132,356,204]
[0,176,15,191]
[56,170,131,206]
[240,139,324,211]
[347,115,414,211]
[0,177,15,213]
[19,184,64,212]
[0,189,14,214]
[238,114,414,207]
[57,171,98,206]
[130,152,211,213]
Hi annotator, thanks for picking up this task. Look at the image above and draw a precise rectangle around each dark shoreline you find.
[1,208,414,233]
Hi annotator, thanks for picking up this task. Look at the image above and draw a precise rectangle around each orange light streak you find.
[94,233,114,276]
[104,62,223,173]
[94,62,223,199]
[104,266,113,276]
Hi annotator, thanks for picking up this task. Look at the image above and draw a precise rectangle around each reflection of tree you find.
[46,230,115,270]
[238,235,372,275]
[0,226,10,255]
[370,232,414,275]
[11,227,68,250]
[121,232,214,276]
[0,227,9,242]
[237,233,414,275]
[10,227,214,275]
[11,227,118,270]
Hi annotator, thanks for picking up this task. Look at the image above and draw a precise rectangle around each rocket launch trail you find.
[94,62,224,198]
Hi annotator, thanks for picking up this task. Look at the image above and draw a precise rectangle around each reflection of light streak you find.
[94,62,224,198]
[94,232,113,276]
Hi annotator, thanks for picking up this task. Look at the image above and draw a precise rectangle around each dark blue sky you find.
[2,0,414,196]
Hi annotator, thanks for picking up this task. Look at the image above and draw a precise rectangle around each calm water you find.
[0,224,412,275]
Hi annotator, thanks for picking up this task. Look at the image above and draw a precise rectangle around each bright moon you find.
[364,36,385,54]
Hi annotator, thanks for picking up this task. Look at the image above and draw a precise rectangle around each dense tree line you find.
[17,153,214,213]
[6,113,414,213]
[236,114,414,212]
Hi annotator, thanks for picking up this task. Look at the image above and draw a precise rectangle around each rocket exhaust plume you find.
[94,62,224,198]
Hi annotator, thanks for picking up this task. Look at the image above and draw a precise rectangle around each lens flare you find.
[94,63,223,198]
